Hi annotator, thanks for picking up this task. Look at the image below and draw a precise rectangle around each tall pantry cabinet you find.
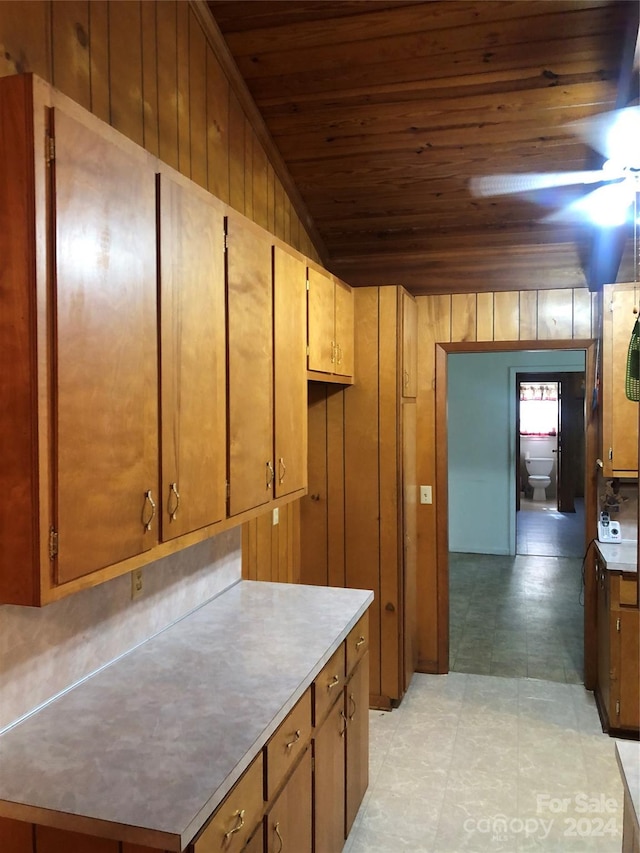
[300,286,418,708]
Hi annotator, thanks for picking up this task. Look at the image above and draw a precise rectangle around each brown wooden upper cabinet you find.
[226,212,275,517]
[307,265,354,381]
[158,169,227,540]
[401,290,418,398]
[274,245,308,499]
[0,73,159,604]
[602,283,639,478]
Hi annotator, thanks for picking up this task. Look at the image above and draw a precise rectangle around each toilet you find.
[525,457,554,501]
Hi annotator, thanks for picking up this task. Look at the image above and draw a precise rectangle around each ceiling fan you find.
[469,105,640,228]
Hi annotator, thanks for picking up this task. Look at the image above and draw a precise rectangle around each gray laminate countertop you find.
[595,540,638,574]
[616,742,640,837]
[0,580,373,850]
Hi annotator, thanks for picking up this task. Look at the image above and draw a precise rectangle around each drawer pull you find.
[224,809,245,840]
[142,490,156,531]
[339,709,347,737]
[168,482,180,521]
[274,820,284,853]
[355,636,366,648]
[327,674,340,690]
[348,692,356,721]
[286,729,301,750]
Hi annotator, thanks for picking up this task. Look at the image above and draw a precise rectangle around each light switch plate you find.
[420,485,432,505]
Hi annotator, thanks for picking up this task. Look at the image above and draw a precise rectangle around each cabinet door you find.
[617,609,639,731]
[313,698,346,853]
[334,279,354,378]
[227,214,274,516]
[266,747,312,853]
[401,290,418,398]
[274,246,307,498]
[307,267,335,374]
[603,284,638,476]
[158,172,226,539]
[346,652,369,837]
[53,107,158,583]
[596,564,611,722]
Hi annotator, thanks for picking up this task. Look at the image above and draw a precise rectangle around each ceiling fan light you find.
[606,109,640,168]
[582,183,633,227]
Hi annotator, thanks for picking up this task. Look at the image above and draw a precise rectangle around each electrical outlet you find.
[272,507,279,525]
[131,568,144,600]
[420,485,433,505]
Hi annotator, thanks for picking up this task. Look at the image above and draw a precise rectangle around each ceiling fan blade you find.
[469,170,610,197]
[565,105,640,167]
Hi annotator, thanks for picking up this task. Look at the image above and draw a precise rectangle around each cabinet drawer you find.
[346,613,369,677]
[266,688,312,799]
[314,645,346,726]
[194,753,264,853]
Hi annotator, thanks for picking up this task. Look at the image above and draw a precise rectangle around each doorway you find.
[516,371,586,559]
[436,340,598,685]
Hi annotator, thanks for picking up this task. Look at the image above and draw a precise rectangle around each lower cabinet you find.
[594,556,639,735]
[266,747,313,852]
[314,696,347,853]
[346,652,370,836]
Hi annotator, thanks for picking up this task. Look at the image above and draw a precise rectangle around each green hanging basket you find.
[626,317,640,402]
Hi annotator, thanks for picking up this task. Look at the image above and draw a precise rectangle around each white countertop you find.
[616,742,640,833]
[595,540,638,574]
[0,581,373,850]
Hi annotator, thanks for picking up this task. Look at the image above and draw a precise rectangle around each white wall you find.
[447,349,585,555]
[0,529,241,732]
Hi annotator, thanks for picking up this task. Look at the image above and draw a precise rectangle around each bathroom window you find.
[519,383,558,435]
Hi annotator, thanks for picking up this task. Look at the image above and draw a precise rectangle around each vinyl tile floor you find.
[343,673,625,852]
[448,550,585,683]
[343,501,622,852]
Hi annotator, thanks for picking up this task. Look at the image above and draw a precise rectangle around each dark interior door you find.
[557,373,585,513]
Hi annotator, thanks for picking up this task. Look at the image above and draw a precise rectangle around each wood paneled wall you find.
[0,0,318,589]
[415,287,598,672]
[242,502,301,584]
[0,0,320,259]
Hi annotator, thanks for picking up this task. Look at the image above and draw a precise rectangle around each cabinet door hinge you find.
[223,232,228,252]
[616,617,621,632]
[608,447,613,461]
[226,481,230,501]
[306,278,310,292]
[615,699,620,716]
[306,344,310,357]
[49,527,58,560]
[46,135,55,166]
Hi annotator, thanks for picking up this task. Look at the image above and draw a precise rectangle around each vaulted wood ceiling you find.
[207,1,638,295]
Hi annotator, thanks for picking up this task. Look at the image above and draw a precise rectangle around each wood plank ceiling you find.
[207,1,638,295]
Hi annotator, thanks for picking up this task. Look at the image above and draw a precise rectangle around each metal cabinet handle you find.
[339,709,347,737]
[327,674,340,690]
[278,457,286,484]
[273,821,283,853]
[404,369,410,388]
[285,729,301,750]
[336,343,342,365]
[330,340,336,363]
[355,636,366,649]
[266,461,275,489]
[224,809,245,840]
[142,490,156,532]
[348,692,356,721]
[168,482,180,521]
